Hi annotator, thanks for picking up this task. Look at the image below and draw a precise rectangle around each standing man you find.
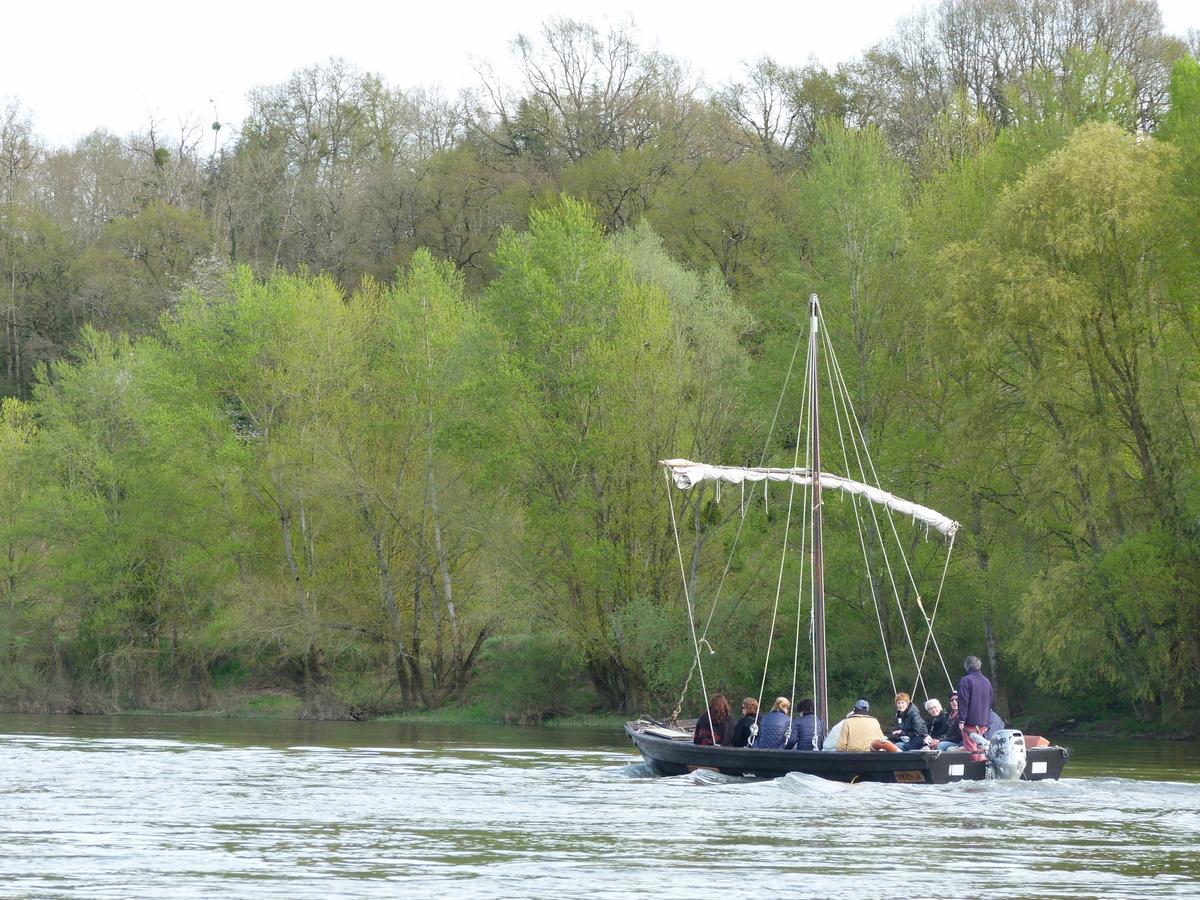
[958,656,993,761]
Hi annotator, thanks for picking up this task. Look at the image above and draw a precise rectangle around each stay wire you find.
[821,323,897,698]
[912,531,956,692]
[671,322,808,721]
[817,311,928,701]
[666,470,710,726]
[753,328,814,742]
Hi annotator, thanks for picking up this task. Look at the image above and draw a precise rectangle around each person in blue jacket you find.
[985,708,1005,739]
[754,696,792,749]
[785,697,825,750]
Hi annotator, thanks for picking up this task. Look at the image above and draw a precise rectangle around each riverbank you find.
[0,684,630,730]
[2,683,1193,738]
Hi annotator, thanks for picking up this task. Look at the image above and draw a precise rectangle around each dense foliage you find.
[1,1,1197,728]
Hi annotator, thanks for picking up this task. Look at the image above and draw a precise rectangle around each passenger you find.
[730,697,759,747]
[923,699,947,741]
[935,692,963,750]
[985,708,1005,740]
[785,698,825,751]
[958,655,994,762]
[821,715,846,752]
[923,698,951,749]
[836,698,886,751]
[755,696,792,749]
[692,693,733,746]
[888,691,928,751]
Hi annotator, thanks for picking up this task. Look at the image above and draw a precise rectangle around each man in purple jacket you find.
[957,655,993,762]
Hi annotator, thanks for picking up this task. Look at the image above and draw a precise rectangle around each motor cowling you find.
[986,728,1027,781]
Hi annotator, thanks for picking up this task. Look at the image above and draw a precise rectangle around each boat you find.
[626,295,1070,784]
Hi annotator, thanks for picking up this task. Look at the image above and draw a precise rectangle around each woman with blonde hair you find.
[753,696,792,749]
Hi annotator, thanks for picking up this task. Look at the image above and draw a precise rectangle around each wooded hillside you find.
[1,0,1197,729]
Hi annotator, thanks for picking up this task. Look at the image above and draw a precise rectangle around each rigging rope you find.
[912,531,956,692]
[787,341,814,742]
[821,329,898,698]
[818,313,928,701]
[669,322,808,722]
[753,328,814,743]
[666,470,711,726]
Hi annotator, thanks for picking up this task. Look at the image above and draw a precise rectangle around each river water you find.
[0,714,1197,898]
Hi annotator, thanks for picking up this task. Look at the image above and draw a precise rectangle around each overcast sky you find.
[5,0,1198,148]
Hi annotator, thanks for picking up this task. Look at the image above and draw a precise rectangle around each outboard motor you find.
[986,729,1027,781]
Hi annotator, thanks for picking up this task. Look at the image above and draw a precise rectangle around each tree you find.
[936,122,1199,720]
[72,201,212,335]
[484,198,751,710]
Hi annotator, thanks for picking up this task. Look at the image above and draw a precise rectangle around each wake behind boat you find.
[627,295,1070,783]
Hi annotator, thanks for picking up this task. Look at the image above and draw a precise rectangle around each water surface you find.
[0,714,1196,898]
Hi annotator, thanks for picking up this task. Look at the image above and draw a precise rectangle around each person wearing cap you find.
[835,698,885,751]
[958,655,994,761]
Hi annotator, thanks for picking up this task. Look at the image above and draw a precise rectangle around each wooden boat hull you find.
[625,723,1069,784]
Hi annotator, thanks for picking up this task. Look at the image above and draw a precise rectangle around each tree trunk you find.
[971,493,1007,717]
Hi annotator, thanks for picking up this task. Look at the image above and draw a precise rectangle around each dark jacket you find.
[958,669,994,728]
[927,710,953,741]
[892,703,928,745]
[943,715,962,744]
[755,710,791,749]
[692,710,733,746]
[786,714,825,751]
[731,714,755,748]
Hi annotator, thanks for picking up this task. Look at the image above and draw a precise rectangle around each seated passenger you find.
[730,697,759,747]
[923,698,951,748]
[692,693,733,746]
[888,691,928,750]
[821,716,845,752]
[936,692,963,750]
[785,697,825,750]
[985,708,1005,740]
[754,696,792,749]
[837,698,886,751]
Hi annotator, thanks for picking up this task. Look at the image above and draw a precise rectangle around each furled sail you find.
[661,459,960,537]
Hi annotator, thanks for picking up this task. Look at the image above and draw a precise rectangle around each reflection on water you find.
[0,714,1197,898]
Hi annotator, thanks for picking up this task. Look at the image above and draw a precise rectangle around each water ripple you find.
[0,718,1197,898]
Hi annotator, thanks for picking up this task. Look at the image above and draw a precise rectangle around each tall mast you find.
[809,294,829,731]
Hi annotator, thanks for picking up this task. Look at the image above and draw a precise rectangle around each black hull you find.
[625,723,1069,784]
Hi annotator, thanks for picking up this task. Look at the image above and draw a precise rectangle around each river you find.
[0,714,1196,897]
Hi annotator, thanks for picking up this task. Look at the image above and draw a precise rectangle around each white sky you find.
[4,0,1198,148]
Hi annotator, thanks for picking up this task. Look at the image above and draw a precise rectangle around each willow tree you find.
[317,252,507,707]
[485,198,750,711]
[938,122,1199,720]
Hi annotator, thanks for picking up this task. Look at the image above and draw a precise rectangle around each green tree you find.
[936,122,1199,720]
[485,198,751,710]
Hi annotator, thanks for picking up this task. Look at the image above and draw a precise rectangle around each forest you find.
[1,0,1198,732]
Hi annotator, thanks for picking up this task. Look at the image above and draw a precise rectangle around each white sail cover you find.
[661,459,960,537]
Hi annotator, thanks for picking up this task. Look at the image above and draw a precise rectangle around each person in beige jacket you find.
[836,698,886,751]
